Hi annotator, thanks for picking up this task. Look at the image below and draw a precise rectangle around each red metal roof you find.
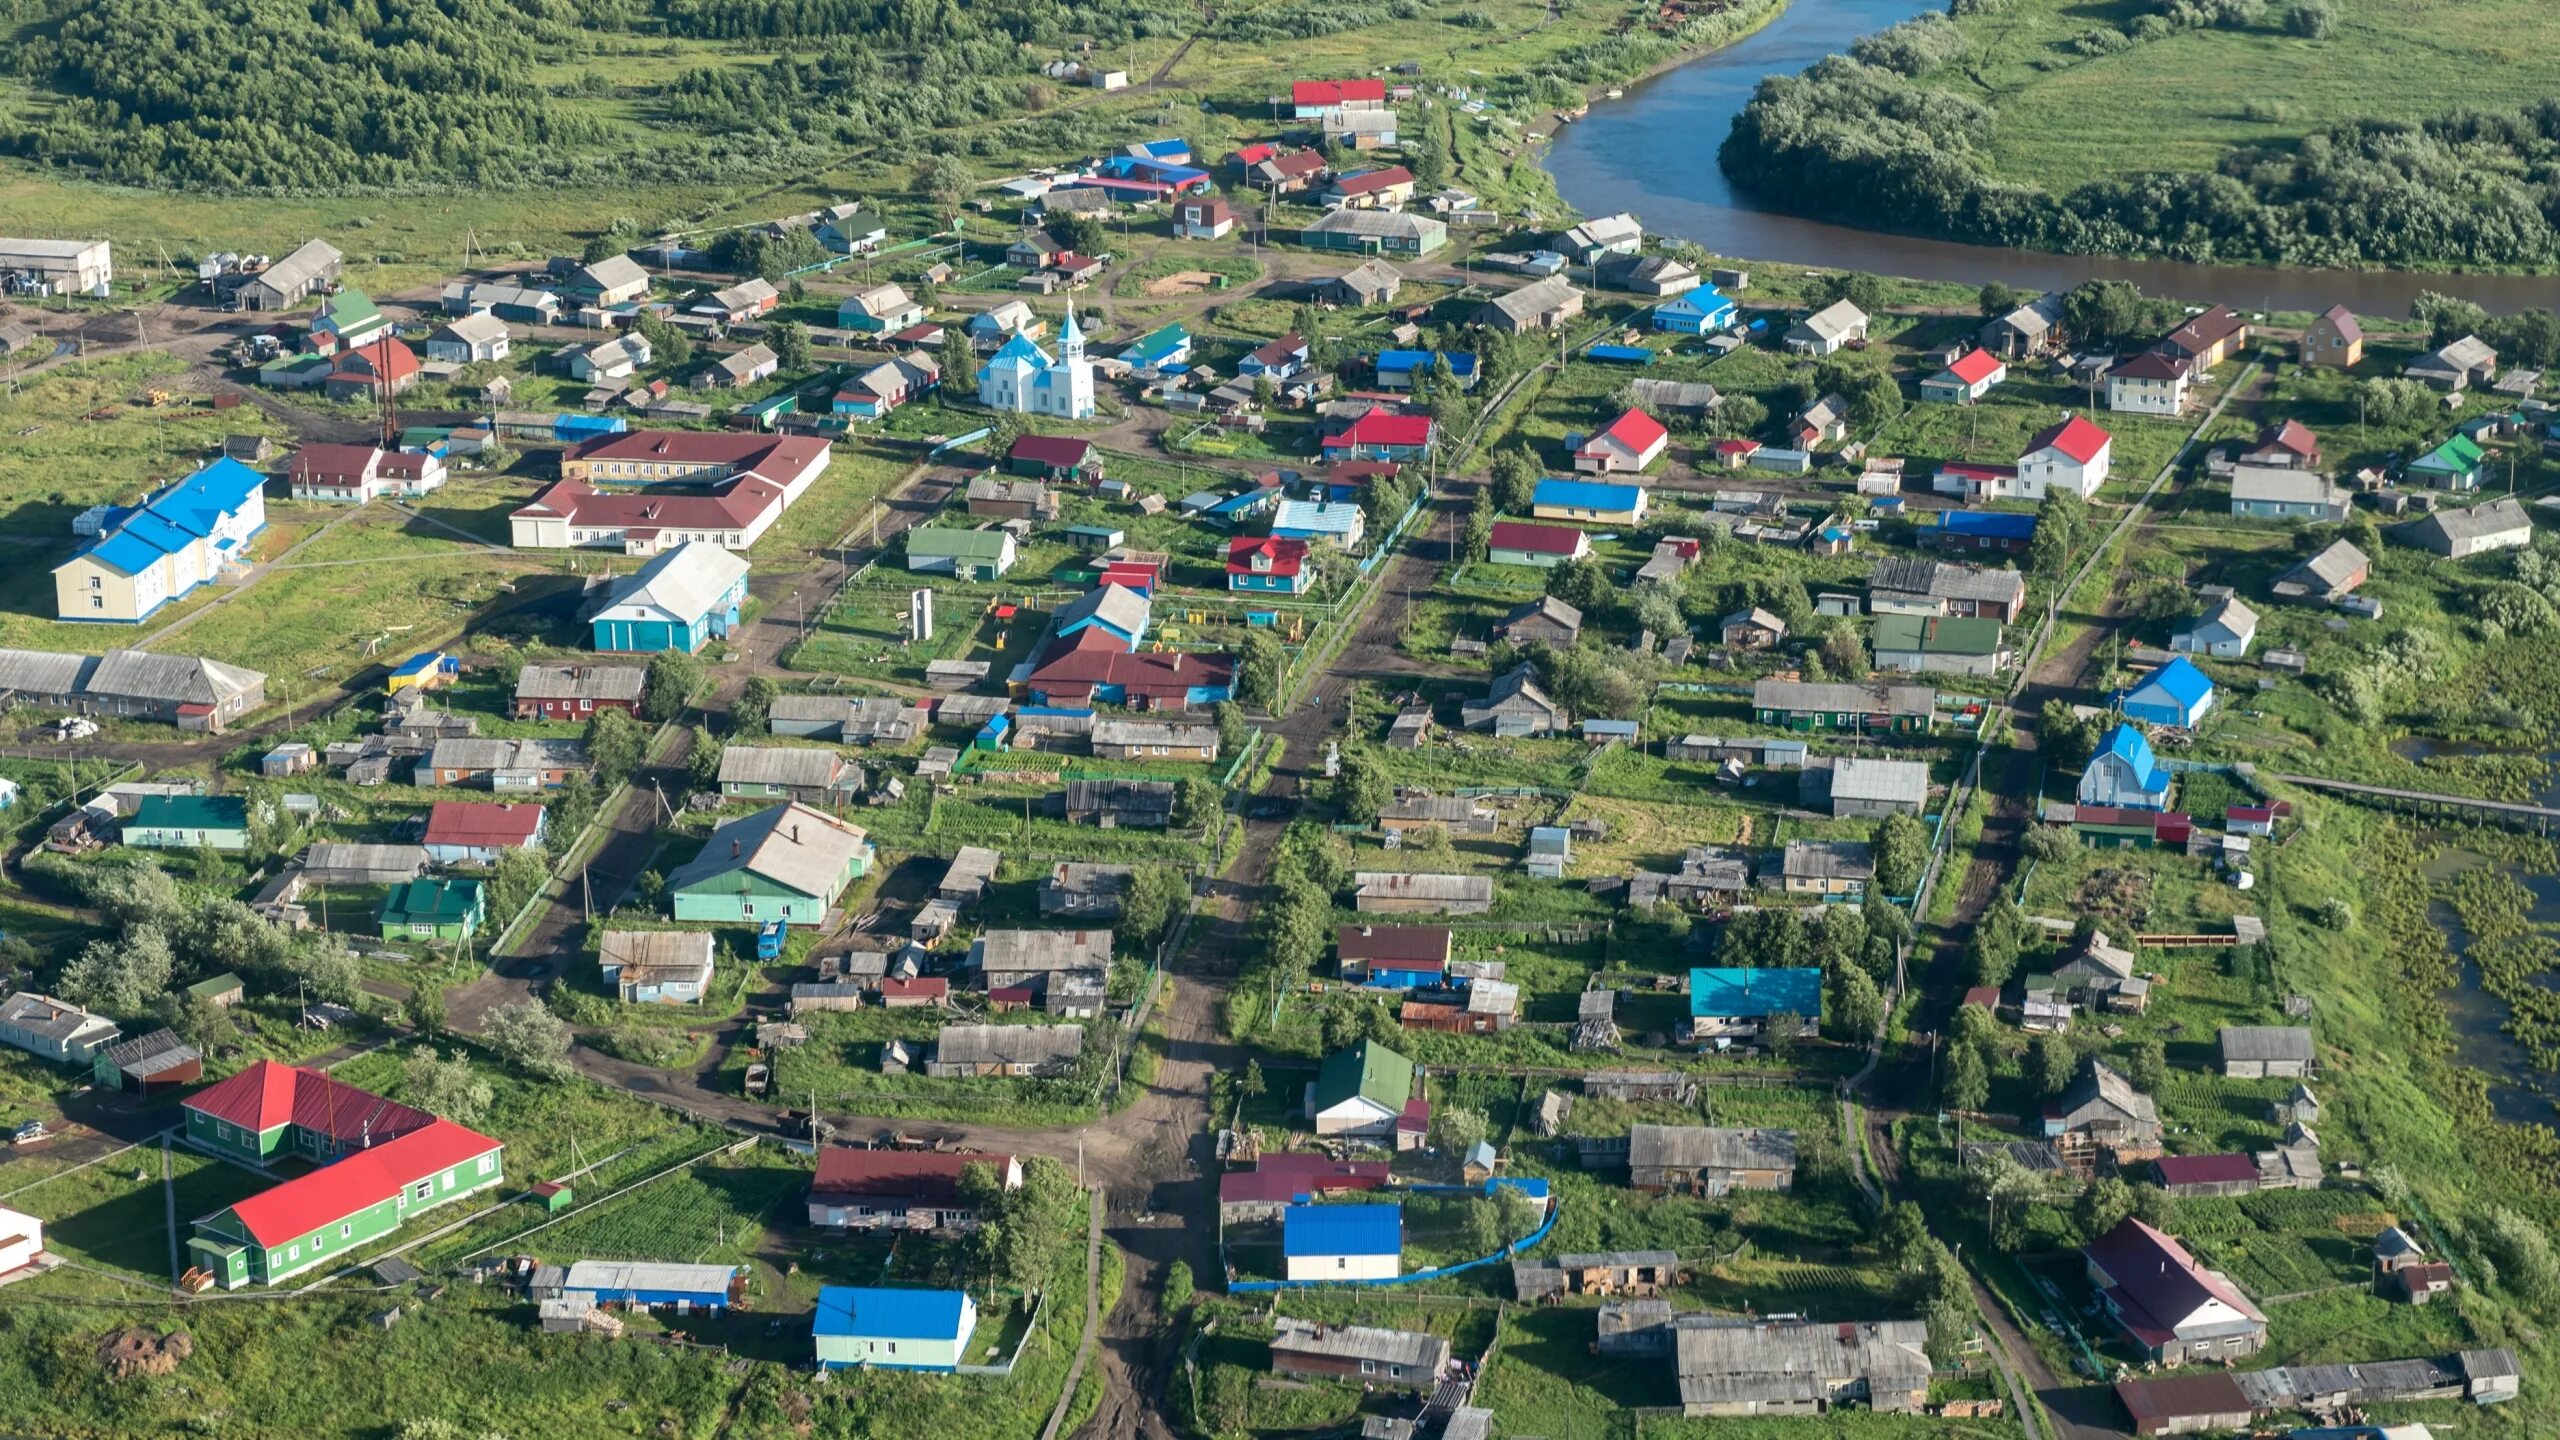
[1267,151,1329,179]
[1962,985,1999,1009]
[329,338,420,385]
[219,1117,500,1247]
[1234,143,1277,165]
[1328,166,1415,197]
[1030,646,1235,700]
[1945,348,2004,385]
[2155,1153,2259,1186]
[1324,409,1434,450]
[511,475,783,531]
[2254,418,2317,457]
[2114,1373,2253,1428]
[2085,1218,2265,1335]
[1585,407,1667,456]
[1292,79,1387,106]
[184,1059,435,1143]
[422,801,545,849]
[1328,460,1400,482]
[1336,924,1452,964]
[1488,520,1586,556]
[1712,438,1761,457]
[1008,434,1092,468]
[2028,415,2112,465]
[1938,461,2018,481]
[1228,535,1309,578]
[881,977,950,1000]
[566,430,830,480]
[810,1146,1009,1203]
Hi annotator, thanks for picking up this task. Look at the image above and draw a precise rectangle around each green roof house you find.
[125,795,252,851]
[314,288,391,351]
[1308,1039,1422,1146]
[1870,614,2013,679]
[379,877,487,942]
[2409,434,2486,491]
[906,527,1018,582]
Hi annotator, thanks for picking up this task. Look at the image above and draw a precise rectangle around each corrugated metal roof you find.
[814,1285,972,1340]
[1281,1202,1402,1257]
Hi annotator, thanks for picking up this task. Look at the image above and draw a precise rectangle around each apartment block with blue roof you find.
[2079,723,2171,811]
[53,458,269,622]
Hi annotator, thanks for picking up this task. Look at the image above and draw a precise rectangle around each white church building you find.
[977,304,1096,419]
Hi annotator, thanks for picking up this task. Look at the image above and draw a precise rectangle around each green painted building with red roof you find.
[181,1060,503,1287]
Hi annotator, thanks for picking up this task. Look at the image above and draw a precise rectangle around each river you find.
[1543,0,2560,314]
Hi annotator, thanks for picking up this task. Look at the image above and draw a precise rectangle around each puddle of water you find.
[2426,889,2560,1130]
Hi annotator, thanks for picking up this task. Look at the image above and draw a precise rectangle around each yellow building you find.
[53,459,266,624]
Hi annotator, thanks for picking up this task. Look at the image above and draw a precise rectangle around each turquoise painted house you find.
[591,542,749,655]
[667,802,874,926]
[1652,288,1736,334]
[1053,583,1149,649]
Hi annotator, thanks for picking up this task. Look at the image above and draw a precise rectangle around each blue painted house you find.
[590,542,749,655]
[2078,724,2171,811]
[1270,499,1367,549]
[1688,967,1823,1041]
[1206,487,1284,526]
[1652,287,1736,334]
[2120,656,2215,729]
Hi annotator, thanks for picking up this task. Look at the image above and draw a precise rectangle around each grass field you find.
[1912,0,2560,195]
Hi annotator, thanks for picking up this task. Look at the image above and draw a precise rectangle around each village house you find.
[1871,614,2010,677]
[590,543,749,654]
[2219,1025,2314,1079]
[422,736,585,791]
[1336,925,1453,988]
[1719,607,1788,650]
[1487,521,1589,568]
[924,1023,1085,1078]
[1867,557,2027,623]
[2047,1059,2164,1161]
[2080,724,2171,811]
[1594,253,1698,297]
[1322,165,1417,210]
[695,277,780,326]
[806,1148,1021,1230]
[667,802,873,926]
[288,443,447,503]
[1784,300,1868,355]
[1575,409,1668,474]
[2172,594,2258,658]
[1281,1203,1404,1281]
[1477,276,1584,334]
[1269,1318,1448,1387]
[1752,678,1935,734]
[718,746,857,805]
[1320,407,1436,461]
[2052,931,2151,1013]
[92,1028,202,1092]
[2231,466,2350,521]
[1672,1319,1931,1418]
[2300,304,2363,368]
[1493,597,1582,650]
[1533,477,1647,524]
[832,351,940,421]
[2017,416,2112,499]
[0,993,119,1064]
[1040,862,1134,918]
[1978,293,2065,358]
[1091,718,1218,760]
[836,283,921,335]
[1689,966,1822,1041]
[1629,1125,1798,1195]
[2401,497,2533,558]
[2120,655,2216,728]
[1060,778,1177,828]
[1302,209,1447,257]
[1227,535,1312,595]
[2086,1218,2267,1364]
[697,343,779,390]
[2410,433,2487,490]
[2160,305,2249,370]
[594,930,717,1004]
[420,801,546,865]
[511,663,645,721]
[424,311,509,365]
[562,333,651,382]
[2406,334,2498,391]
[2106,350,2192,415]
[1828,757,1928,819]
[1922,348,2007,404]
[1320,260,1403,308]
[812,1287,976,1374]
[1461,663,1567,736]
[1353,871,1493,915]
[377,877,486,942]
[905,527,1019,581]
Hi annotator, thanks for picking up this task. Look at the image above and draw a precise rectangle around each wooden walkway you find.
[2272,773,2560,833]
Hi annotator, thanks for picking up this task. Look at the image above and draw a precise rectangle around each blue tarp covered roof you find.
[1376,349,1478,377]
[1282,1202,1402,1257]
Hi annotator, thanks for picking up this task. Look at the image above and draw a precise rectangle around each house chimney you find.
[730,839,741,858]
[792,823,801,844]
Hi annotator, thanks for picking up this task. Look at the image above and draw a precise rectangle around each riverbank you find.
[1543,0,2560,312]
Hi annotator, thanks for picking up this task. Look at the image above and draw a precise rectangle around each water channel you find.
[1542,0,2560,314]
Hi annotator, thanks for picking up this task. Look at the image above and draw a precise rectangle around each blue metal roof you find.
[1376,349,1478,377]
[1282,1202,1402,1257]
[813,1286,972,1341]
[2095,723,2168,795]
[1587,345,1655,365]
[1688,966,1823,1019]
[390,652,444,679]
[1533,478,1646,511]
[2130,656,2214,710]
[116,510,198,555]
[1940,510,2036,540]
[81,530,166,577]
[1017,705,1096,719]
[1655,287,1733,316]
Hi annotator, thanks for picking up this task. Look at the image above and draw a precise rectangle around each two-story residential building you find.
[2085,1218,2267,1365]
[52,458,267,623]
[2106,351,2192,415]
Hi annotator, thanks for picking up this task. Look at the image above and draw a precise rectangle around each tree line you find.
[1722,49,2560,270]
